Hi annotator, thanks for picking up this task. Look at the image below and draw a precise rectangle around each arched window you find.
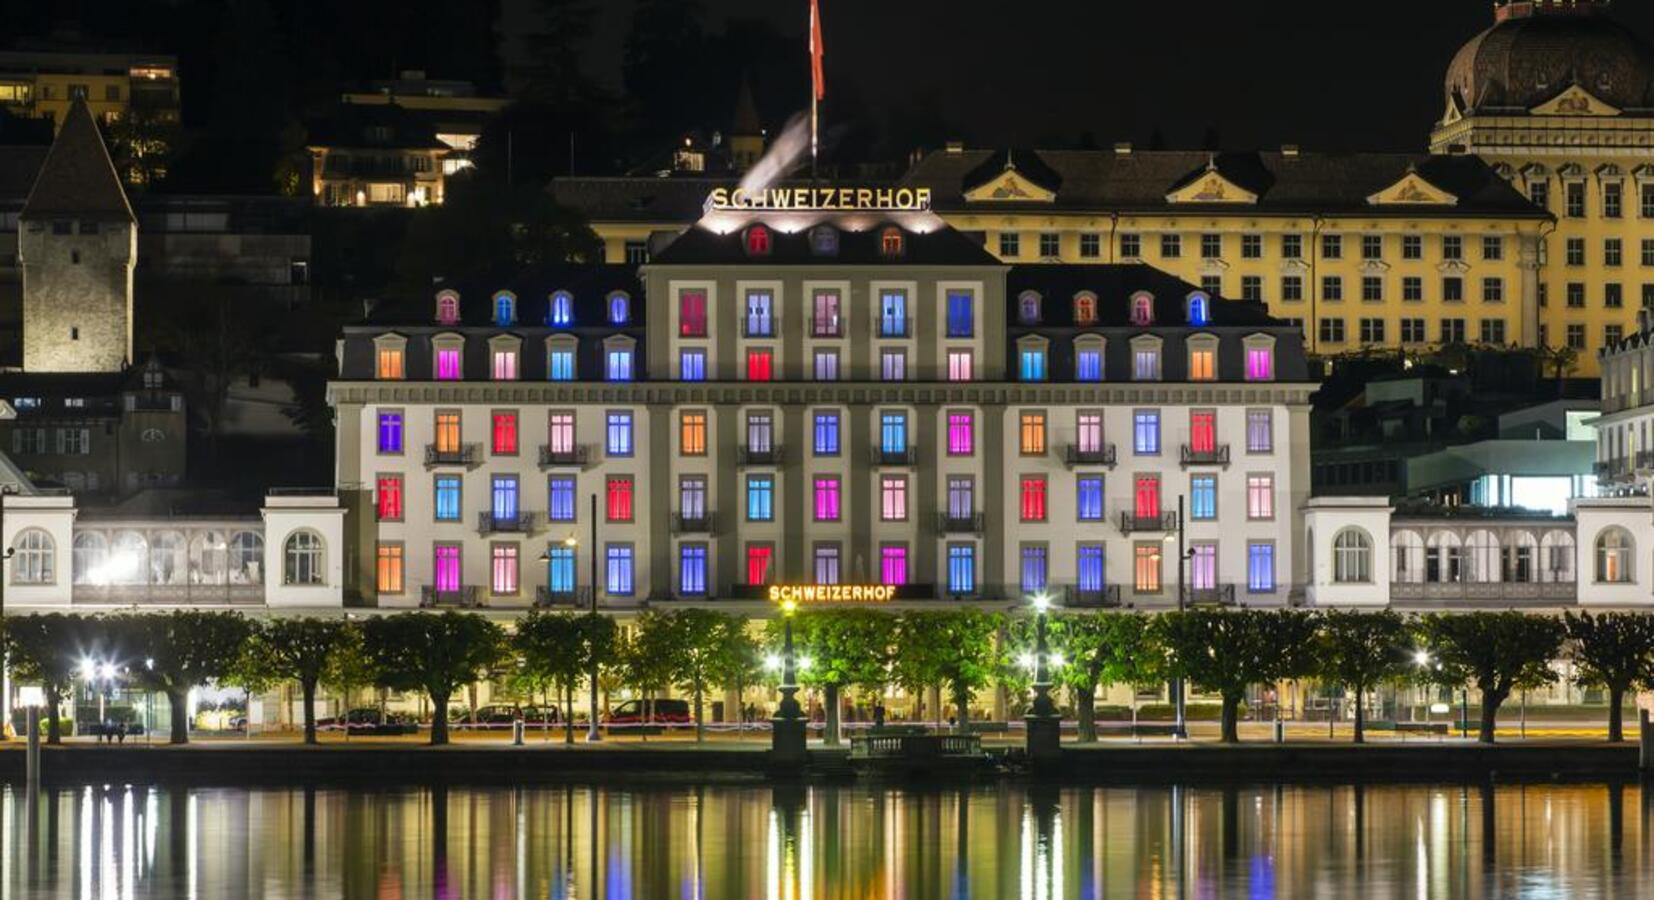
[492,292,516,327]
[1595,527,1633,583]
[1130,292,1155,326]
[73,532,108,584]
[744,225,772,256]
[607,292,631,325]
[1332,528,1372,584]
[229,531,264,584]
[109,531,147,585]
[191,531,227,585]
[1391,530,1424,583]
[548,291,573,327]
[1017,291,1042,325]
[1426,531,1463,583]
[1186,292,1210,326]
[149,530,186,585]
[879,226,904,257]
[810,225,839,256]
[1540,530,1576,583]
[283,530,324,586]
[13,528,54,585]
[1072,292,1098,325]
[435,291,460,326]
[1464,529,1500,583]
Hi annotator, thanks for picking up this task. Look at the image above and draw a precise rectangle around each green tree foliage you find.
[516,610,617,743]
[619,615,677,726]
[120,611,254,744]
[1,614,92,744]
[650,609,749,742]
[1314,611,1413,744]
[362,612,505,745]
[320,622,376,715]
[1564,611,1654,742]
[252,618,355,744]
[1054,613,1164,743]
[771,609,896,745]
[891,610,1002,732]
[1155,609,1319,743]
[1420,612,1565,744]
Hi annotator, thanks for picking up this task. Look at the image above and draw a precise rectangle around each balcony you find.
[535,585,595,608]
[1638,451,1654,473]
[1183,584,1237,607]
[420,586,483,609]
[1179,444,1231,468]
[671,511,716,533]
[742,317,778,338]
[538,443,591,469]
[1063,443,1117,469]
[1389,580,1577,608]
[936,512,985,534]
[810,317,844,338]
[870,445,918,467]
[1062,584,1123,609]
[477,511,538,535]
[1119,511,1178,535]
[72,583,266,606]
[424,443,481,468]
[1595,458,1631,481]
[875,317,912,339]
[737,444,785,466]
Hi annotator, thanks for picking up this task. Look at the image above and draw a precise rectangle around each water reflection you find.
[2,781,1650,898]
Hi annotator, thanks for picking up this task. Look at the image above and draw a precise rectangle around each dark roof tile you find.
[20,98,134,222]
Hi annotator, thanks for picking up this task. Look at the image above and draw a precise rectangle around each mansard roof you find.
[361,263,643,327]
[1008,264,1282,328]
[20,97,134,223]
[650,220,1000,267]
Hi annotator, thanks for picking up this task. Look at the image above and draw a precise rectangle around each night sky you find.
[573,0,1654,152]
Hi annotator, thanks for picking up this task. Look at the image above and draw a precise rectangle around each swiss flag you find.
[810,0,825,101]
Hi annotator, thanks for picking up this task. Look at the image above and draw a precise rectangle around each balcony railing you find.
[424,443,481,468]
[1063,443,1117,468]
[477,511,538,535]
[1183,584,1237,607]
[1062,584,1123,609]
[870,445,918,467]
[742,317,777,338]
[538,444,591,469]
[421,586,483,609]
[535,585,595,608]
[1119,511,1178,535]
[737,444,784,466]
[1180,444,1231,468]
[1390,580,1577,607]
[937,512,985,534]
[1638,451,1654,473]
[671,511,716,533]
[875,317,912,339]
[811,317,844,338]
[72,583,265,606]
[1595,458,1631,480]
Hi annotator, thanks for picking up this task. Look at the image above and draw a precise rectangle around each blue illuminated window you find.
[1077,545,1105,592]
[679,545,707,595]
[1077,477,1104,521]
[1191,475,1217,520]
[377,412,403,453]
[1075,348,1102,382]
[1133,411,1160,454]
[1187,294,1209,325]
[549,292,573,327]
[747,475,774,521]
[946,291,974,337]
[548,477,575,521]
[1248,542,1275,592]
[606,412,633,456]
[546,546,575,592]
[491,475,518,521]
[494,293,516,326]
[608,294,630,325]
[548,349,575,381]
[605,348,633,382]
[947,544,976,595]
[814,412,840,455]
[605,544,634,595]
[880,413,907,454]
[1020,545,1048,593]
[679,350,706,382]
[1019,349,1047,381]
[434,476,461,521]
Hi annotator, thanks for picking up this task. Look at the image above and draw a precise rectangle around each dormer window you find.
[435,291,460,326]
[432,333,464,381]
[493,292,517,327]
[1130,292,1155,327]
[810,225,839,256]
[745,225,772,257]
[1073,292,1098,326]
[549,291,573,327]
[1017,291,1042,325]
[1186,293,1210,326]
[880,226,904,258]
[607,292,630,325]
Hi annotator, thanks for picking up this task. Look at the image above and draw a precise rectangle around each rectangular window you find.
[491,544,519,595]
[1134,475,1161,518]
[434,411,461,453]
[1281,276,1303,302]
[679,289,707,337]
[1241,233,1262,258]
[1160,234,1181,258]
[679,545,708,595]
[492,411,518,455]
[880,349,906,381]
[1482,235,1504,260]
[1120,233,1142,258]
[492,349,518,381]
[1241,276,1263,302]
[745,291,774,337]
[680,411,707,456]
[947,350,974,381]
[679,349,706,381]
[1246,474,1275,520]
[1248,543,1276,593]
[947,477,975,518]
[679,477,707,520]
[605,348,634,382]
[746,545,774,585]
[878,290,909,337]
[376,348,404,380]
[812,290,843,337]
[1566,238,1586,266]
[999,232,1021,257]
[1079,233,1101,258]
[947,411,974,455]
[1200,233,1222,259]
[1190,544,1217,590]
[1480,318,1506,345]
[606,476,634,522]
[813,411,840,455]
[1607,238,1624,267]
[1643,183,1654,218]
[1246,410,1273,453]
[1402,235,1422,259]
[1020,545,1049,593]
[1076,411,1104,454]
[947,544,976,595]
[1566,181,1585,218]
[1607,283,1624,308]
[1282,234,1302,259]
[1076,347,1103,382]
[1190,474,1217,520]
[1442,318,1466,344]
[1189,409,1216,454]
[491,475,519,522]
[1532,182,1551,211]
[1039,232,1060,257]
[946,290,974,337]
[1134,544,1162,593]
[434,545,461,592]
[880,545,909,586]
[1133,348,1160,381]
[376,475,403,521]
[1567,283,1586,308]
[1322,276,1343,302]
[606,412,633,456]
[1482,277,1504,303]
[746,412,773,453]
[1318,318,1346,344]
[746,475,774,521]
[548,477,575,522]
[1020,412,1047,455]
[1133,410,1160,454]
[546,546,575,593]
[547,349,575,381]
[746,348,773,381]
[1321,234,1342,259]
[813,544,842,585]
[1361,234,1383,260]
[605,545,634,596]
[1246,347,1273,381]
[1189,347,1215,381]
[1077,476,1104,521]
[1361,276,1383,303]
[1360,318,1385,344]
[1643,239,1654,267]
[1401,318,1426,343]
[814,476,841,521]
[378,411,404,454]
[1020,477,1047,522]
[1202,275,1222,297]
[881,475,908,521]
[376,543,404,594]
[1567,323,1586,349]
[434,475,461,521]
[547,411,576,454]
[435,348,461,380]
[880,412,908,454]
[1442,235,1462,260]
[1019,348,1047,381]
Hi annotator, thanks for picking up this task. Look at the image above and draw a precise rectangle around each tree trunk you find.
[1609,685,1626,743]
[952,683,970,733]
[301,678,318,745]
[1220,693,1241,744]
[1352,687,1365,745]
[467,684,478,724]
[430,690,450,745]
[564,685,575,745]
[693,683,705,744]
[168,689,190,745]
[824,683,842,746]
[45,684,62,744]
[1075,683,1098,743]
[1478,689,1505,744]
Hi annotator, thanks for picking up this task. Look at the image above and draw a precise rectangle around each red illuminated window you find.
[1020,477,1047,522]
[1189,410,1215,454]
[492,411,518,455]
[376,475,403,520]
[746,225,772,256]
[679,290,707,337]
[880,226,904,257]
[606,476,634,522]
[747,348,774,381]
[1134,475,1160,519]
[747,545,774,585]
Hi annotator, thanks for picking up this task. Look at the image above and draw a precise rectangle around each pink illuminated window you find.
[434,545,460,591]
[436,348,462,380]
[436,294,459,325]
[880,546,908,585]
[1134,476,1160,518]
[1190,411,1216,453]
[813,476,841,521]
[1246,347,1274,381]
[1020,477,1047,521]
[491,349,517,380]
[747,349,773,381]
[947,412,974,455]
[679,291,707,337]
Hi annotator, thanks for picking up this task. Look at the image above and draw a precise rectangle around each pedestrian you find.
[873,703,886,730]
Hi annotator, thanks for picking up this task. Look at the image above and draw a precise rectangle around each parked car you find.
[317,708,417,735]
[460,705,561,728]
[603,699,693,725]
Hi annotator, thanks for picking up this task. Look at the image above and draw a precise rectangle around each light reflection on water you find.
[0,781,1648,898]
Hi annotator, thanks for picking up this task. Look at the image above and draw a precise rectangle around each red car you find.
[602,699,693,725]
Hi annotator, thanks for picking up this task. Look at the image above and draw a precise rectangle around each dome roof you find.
[1446,3,1654,113]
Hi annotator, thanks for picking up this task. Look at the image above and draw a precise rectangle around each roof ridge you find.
[20,97,134,222]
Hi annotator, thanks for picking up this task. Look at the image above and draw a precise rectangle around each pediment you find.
[1367,172,1458,207]
[963,169,1056,203]
[1165,170,1257,205]
[1531,85,1621,117]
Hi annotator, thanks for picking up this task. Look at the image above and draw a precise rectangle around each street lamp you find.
[1028,592,1058,719]
[543,512,601,743]
[776,599,804,721]
[1161,496,1191,739]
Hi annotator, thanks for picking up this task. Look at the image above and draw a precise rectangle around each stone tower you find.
[18,97,136,373]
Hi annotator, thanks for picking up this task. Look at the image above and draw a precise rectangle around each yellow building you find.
[1431,0,1654,375]
[0,49,178,130]
[307,102,451,208]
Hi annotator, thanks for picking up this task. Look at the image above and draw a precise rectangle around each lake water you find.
[1,781,1648,898]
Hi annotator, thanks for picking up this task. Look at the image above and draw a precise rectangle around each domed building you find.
[1432,0,1654,380]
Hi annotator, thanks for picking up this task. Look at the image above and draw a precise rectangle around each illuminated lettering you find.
[767,584,896,604]
[705,186,931,213]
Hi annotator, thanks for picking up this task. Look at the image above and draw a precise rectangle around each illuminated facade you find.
[307,102,450,207]
[0,49,178,130]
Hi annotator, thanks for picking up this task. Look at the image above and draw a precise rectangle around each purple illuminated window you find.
[813,477,841,521]
[434,545,460,592]
[1246,347,1274,381]
[436,348,462,380]
[377,412,403,453]
[947,413,974,455]
[880,546,908,586]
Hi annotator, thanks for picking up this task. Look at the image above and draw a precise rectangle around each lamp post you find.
[585,494,600,742]
[1025,592,1062,760]
[0,545,15,741]
[771,599,807,764]
[1162,496,1189,739]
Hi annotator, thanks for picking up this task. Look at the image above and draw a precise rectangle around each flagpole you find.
[809,0,819,181]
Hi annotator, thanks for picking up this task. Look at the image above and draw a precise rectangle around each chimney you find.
[944,140,964,155]
[1114,142,1133,156]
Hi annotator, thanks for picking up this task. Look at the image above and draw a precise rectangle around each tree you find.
[1314,611,1413,744]
[1,614,89,744]
[1054,613,1164,743]
[1155,609,1319,743]
[515,0,601,110]
[619,618,676,726]
[772,609,896,745]
[653,609,750,743]
[622,0,707,140]
[321,623,376,716]
[890,611,1002,732]
[362,612,505,745]
[253,618,355,744]
[1420,612,1565,744]
[1564,611,1654,742]
[516,610,617,743]
[121,612,254,744]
